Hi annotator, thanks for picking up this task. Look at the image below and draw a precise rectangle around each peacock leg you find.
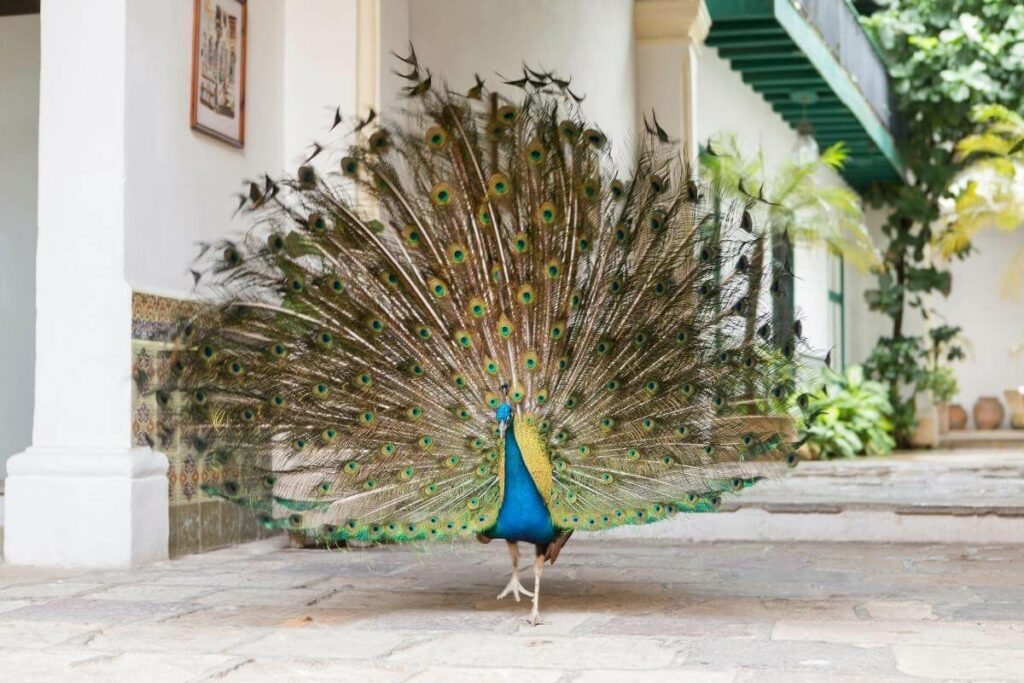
[497,540,533,602]
[527,552,544,625]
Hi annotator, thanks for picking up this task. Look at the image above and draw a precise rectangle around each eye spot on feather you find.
[287,274,305,293]
[451,372,467,388]
[368,130,389,152]
[406,361,425,378]
[576,235,591,253]
[425,126,448,150]
[626,448,640,461]
[307,213,328,233]
[511,232,530,254]
[358,410,375,426]
[497,104,519,124]
[363,478,377,490]
[558,120,580,141]
[400,466,415,480]
[483,393,500,410]
[511,387,525,402]
[594,340,612,356]
[431,182,453,206]
[447,243,468,264]
[444,454,460,468]
[563,396,579,410]
[523,351,539,371]
[497,318,514,339]
[649,208,667,232]
[476,204,492,226]
[557,355,569,371]
[407,405,424,420]
[381,442,396,456]
[600,472,614,485]
[267,233,285,252]
[341,157,358,176]
[546,260,562,279]
[488,172,511,199]
[550,321,566,340]
[608,276,625,295]
[416,326,432,341]
[467,497,480,510]
[454,406,471,421]
[538,202,557,225]
[644,380,660,396]
[311,382,330,398]
[468,297,487,319]
[344,461,360,475]
[379,270,400,288]
[525,140,546,164]
[428,277,448,298]
[228,361,244,376]
[270,395,286,409]
[610,179,625,199]
[365,316,385,334]
[606,379,622,393]
[401,225,422,248]
[577,444,591,457]
[675,424,690,438]
[483,358,499,375]
[580,177,599,202]
[517,284,536,306]
[642,417,657,432]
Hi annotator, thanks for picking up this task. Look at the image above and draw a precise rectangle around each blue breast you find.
[487,421,556,545]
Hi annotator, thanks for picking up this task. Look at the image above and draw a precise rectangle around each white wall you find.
[400,0,637,156]
[932,229,1024,424]
[283,0,358,173]
[0,14,40,478]
[124,0,287,299]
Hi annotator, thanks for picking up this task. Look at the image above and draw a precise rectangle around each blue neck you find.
[487,419,555,544]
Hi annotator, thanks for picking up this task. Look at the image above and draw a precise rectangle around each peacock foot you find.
[497,574,534,602]
[526,607,542,626]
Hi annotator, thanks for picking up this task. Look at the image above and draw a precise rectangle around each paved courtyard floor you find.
[1,535,1023,682]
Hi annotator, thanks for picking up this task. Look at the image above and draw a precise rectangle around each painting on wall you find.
[190,0,247,147]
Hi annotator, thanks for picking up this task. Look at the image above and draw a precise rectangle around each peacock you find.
[159,53,809,625]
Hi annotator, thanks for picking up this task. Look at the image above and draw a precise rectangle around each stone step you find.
[601,449,1024,545]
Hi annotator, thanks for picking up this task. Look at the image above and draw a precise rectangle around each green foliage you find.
[804,365,896,459]
[859,1,1024,445]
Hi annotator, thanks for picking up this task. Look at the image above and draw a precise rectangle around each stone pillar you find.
[634,0,712,165]
[4,0,168,568]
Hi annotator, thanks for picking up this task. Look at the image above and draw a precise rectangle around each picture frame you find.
[190,0,247,148]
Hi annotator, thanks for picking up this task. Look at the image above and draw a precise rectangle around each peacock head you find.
[496,383,512,422]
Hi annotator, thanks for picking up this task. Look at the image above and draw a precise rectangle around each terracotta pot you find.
[1004,389,1024,430]
[948,404,968,430]
[973,396,1005,430]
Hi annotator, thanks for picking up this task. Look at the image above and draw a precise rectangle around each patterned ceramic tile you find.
[132,291,274,557]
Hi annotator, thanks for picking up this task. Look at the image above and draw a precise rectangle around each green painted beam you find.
[727,56,808,70]
[707,37,795,50]
[715,45,803,59]
[772,0,904,179]
[705,0,774,21]
[744,77,826,90]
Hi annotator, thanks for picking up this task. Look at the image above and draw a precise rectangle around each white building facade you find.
[1,0,920,566]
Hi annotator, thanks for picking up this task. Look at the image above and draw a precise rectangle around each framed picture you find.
[190,0,247,147]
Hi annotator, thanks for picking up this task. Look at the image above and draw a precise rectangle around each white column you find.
[4,0,168,568]
[634,0,711,165]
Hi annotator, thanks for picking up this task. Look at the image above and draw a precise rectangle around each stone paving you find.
[1,535,1023,682]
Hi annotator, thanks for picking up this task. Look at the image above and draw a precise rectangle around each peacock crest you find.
[159,52,809,546]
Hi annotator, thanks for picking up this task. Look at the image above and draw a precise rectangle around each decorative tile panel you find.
[131,291,276,557]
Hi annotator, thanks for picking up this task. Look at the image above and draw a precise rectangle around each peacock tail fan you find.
[158,56,813,546]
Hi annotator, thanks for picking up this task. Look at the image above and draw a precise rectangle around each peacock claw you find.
[497,575,533,602]
[526,610,542,626]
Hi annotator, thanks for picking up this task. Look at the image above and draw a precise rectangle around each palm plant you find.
[700,134,881,271]
[700,134,881,350]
